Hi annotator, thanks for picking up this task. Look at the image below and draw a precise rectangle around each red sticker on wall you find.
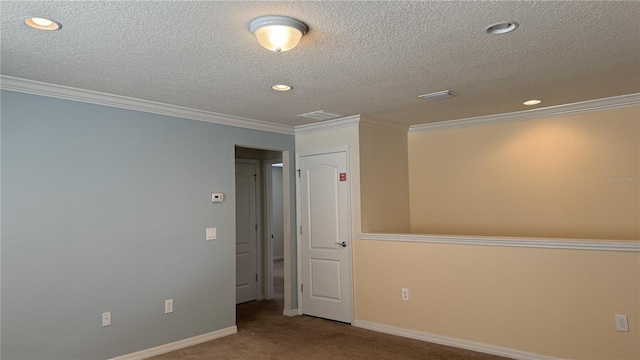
[340,173,347,181]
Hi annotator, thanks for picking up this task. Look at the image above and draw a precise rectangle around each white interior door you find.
[299,151,351,323]
[236,160,257,304]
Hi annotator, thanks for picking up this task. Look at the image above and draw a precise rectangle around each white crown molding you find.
[359,233,640,252]
[354,320,562,360]
[360,118,409,134]
[0,75,294,135]
[409,93,640,133]
[108,326,237,360]
[295,114,360,135]
[5,75,636,137]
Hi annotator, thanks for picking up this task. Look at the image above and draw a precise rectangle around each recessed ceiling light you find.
[485,22,518,35]
[272,84,292,91]
[25,17,61,31]
[523,99,542,106]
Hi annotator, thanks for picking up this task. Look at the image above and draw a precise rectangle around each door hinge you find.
[256,273,258,281]
[297,169,301,178]
[254,174,257,181]
[255,224,258,231]
[299,226,302,234]
[301,284,303,293]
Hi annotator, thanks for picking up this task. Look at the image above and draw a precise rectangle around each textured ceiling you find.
[1,1,639,127]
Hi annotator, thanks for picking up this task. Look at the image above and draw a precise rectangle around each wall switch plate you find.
[165,299,174,314]
[211,193,224,203]
[102,312,111,327]
[401,288,409,301]
[206,228,217,240]
[615,315,629,332]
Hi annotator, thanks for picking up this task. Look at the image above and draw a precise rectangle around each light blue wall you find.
[1,90,297,359]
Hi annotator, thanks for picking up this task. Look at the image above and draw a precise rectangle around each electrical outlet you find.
[615,315,629,332]
[165,299,174,314]
[102,312,111,327]
[401,288,409,301]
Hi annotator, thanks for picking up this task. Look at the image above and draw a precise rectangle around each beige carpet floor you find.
[151,260,508,359]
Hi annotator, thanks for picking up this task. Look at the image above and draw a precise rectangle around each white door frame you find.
[295,146,354,324]
[235,158,262,301]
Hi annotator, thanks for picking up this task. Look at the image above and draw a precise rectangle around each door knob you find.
[335,241,347,248]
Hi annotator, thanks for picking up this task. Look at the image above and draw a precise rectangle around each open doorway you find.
[235,147,285,308]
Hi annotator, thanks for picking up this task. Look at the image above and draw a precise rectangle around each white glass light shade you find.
[249,16,308,52]
[254,25,303,52]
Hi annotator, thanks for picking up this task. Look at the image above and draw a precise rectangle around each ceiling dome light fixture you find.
[272,84,292,91]
[523,99,542,106]
[25,17,61,31]
[249,16,308,52]
[486,22,518,35]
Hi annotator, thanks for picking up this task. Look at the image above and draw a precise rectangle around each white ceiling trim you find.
[360,118,409,134]
[0,75,295,135]
[409,93,640,133]
[295,114,360,135]
[360,233,640,252]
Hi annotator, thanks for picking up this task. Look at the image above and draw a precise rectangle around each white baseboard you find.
[282,308,299,317]
[353,320,562,360]
[273,255,284,260]
[109,326,238,360]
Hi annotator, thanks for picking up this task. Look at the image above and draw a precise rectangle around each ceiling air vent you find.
[297,110,343,121]
[418,90,458,100]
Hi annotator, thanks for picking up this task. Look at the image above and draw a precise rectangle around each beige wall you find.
[359,122,411,233]
[353,105,640,359]
[353,239,640,359]
[408,106,640,240]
